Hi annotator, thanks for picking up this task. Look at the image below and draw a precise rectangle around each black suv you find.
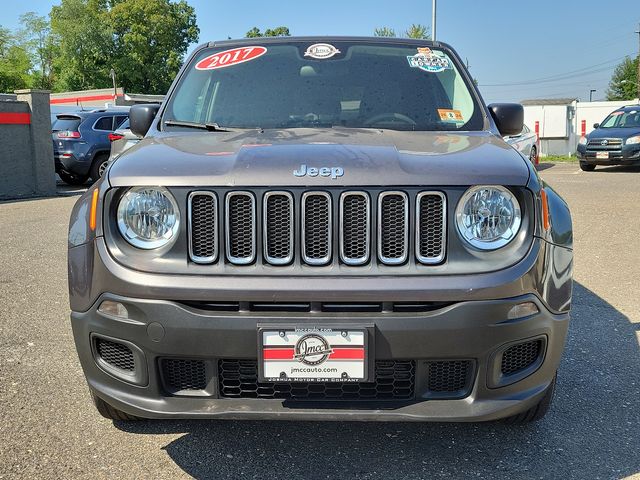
[52,109,129,185]
[577,105,640,171]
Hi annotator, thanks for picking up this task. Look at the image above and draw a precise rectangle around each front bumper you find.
[72,292,569,422]
[577,144,640,165]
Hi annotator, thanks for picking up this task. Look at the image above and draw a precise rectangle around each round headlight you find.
[117,187,180,249]
[455,185,521,250]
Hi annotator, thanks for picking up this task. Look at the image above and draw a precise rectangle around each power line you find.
[479,54,634,87]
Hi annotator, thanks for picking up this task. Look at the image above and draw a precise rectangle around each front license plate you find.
[260,328,366,382]
[596,151,609,159]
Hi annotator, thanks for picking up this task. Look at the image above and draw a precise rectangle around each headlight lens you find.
[455,185,522,250]
[578,136,588,145]
[626,135,640,145]
[117,187,180,249]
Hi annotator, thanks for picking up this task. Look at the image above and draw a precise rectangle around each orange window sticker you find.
[437,109,464,122]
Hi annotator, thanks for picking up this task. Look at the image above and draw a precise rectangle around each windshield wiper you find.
[164,120,233,132]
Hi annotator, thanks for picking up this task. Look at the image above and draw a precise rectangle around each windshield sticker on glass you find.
[195,46,267,70]
[407,47,451,73]
[610,111,624,116]
[304,43,341,59]
[437,109,464,123]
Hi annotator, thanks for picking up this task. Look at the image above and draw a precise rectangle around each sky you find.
[3,0,639,103]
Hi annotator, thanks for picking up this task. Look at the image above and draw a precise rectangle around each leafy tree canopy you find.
[606,56,639,101]
[374,24,431,40]
[245,26,290,38]
[0,26,33,92]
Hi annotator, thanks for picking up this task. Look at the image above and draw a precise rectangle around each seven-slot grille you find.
[189,190,446,267]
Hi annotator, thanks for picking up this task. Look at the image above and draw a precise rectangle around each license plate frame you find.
[596,151,609,159]
[257,324,374,383]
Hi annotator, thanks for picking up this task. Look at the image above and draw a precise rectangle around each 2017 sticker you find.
[437,109,464,122]
[195,46,267,70]
[407,47,451,73]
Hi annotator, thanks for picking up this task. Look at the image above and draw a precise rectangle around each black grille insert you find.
[426,360,473,395]
[264,192,293,264]
[340,192,370,265]
[161,358,208,391]
[189,192,217,263]
[219,359,415,400]
[96,338,135,372]
[416,192,445,264]
[378,192,408,264]
[226,192,256,264]
[302,192,331,265]
[501,340,543,375]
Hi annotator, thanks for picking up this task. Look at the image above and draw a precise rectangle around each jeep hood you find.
[108,128,530,187]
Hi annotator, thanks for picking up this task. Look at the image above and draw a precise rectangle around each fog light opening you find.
[507,301,539,320]
[98,300,129,319]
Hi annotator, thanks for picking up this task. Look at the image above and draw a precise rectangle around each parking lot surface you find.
[1,162,639,479]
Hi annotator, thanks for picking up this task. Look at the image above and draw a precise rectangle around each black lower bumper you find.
[72,293,569,422]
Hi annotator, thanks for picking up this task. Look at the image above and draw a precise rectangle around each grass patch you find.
[540,155,578,163]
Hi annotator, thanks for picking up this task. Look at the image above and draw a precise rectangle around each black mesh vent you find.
[417,193,445,263]
[501,340,543,375]
[341,193,369,264]
[426,360,472,393]
[227,193,255,263]
[161,359,208,391]
[189,193,217,262]
[265,193,293,263]
[96,338,134,372]
[303,194,331,264]
[379,193,408,263]
[219,359,415,400]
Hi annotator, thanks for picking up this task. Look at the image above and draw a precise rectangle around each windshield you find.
[600,109,640,128]
[164,41,483,132]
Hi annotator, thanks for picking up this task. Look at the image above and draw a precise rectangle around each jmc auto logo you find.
[293,334,334,366]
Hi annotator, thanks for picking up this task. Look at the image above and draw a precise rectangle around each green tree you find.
[405,24,430,40]
[0,26,33,92]
[18,12,58,90]
[245,26,290,38]
[50,0,113,91]
[606,56,639,101]
[374,27,396,37]
[374,25,430,40]
[109,0,199,94]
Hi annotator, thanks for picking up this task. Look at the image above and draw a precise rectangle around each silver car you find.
[505,124,539,165]
[107,118,140,165]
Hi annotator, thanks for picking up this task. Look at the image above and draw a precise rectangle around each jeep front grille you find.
[188,189,446,267]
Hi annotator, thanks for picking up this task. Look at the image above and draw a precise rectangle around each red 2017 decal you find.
[195,46,267,70]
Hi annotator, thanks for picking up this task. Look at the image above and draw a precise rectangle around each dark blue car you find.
[577,105,640,171]
[52,109,129,185]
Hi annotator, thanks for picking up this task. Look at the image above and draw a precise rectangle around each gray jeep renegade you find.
[68,37,573,423]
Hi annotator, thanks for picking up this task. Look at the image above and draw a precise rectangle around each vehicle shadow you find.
[592,165,640,173]
[114,282,640,479]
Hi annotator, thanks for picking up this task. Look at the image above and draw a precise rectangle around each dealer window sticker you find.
[437,108,465,123]
[407,47,452,73]
[195,46,267,70]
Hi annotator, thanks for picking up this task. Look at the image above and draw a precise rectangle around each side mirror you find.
[130,104,161,138]
[488,103,524,137]
[593,123,600,129]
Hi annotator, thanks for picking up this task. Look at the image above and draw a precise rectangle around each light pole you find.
[109,68,117,104]
[432,0,437,41]
[589,89,596,102]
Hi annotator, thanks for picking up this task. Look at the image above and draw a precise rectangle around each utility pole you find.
[432,0,437,41]
[589,89,596,102]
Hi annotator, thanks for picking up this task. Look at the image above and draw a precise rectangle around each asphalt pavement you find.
[1,162,639,479]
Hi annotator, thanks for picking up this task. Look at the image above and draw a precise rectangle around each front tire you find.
[58,171,89,186]
[504,374,556,424]
[580,162,596,172]
[91,391,141,421]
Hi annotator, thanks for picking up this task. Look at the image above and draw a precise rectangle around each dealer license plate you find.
[596,151,609,159]
[260,328,366,382]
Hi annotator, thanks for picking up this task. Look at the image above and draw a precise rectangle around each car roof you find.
[55,108,129,119]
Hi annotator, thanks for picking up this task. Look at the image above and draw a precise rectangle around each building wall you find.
[0,90,56,199]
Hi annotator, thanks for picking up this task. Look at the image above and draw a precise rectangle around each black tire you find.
[504,374,556,424]
[529,146,537,165]
[90,153,110,181]
[91,391,141,421]
[58,170,89,186]
[580,162,596,172]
